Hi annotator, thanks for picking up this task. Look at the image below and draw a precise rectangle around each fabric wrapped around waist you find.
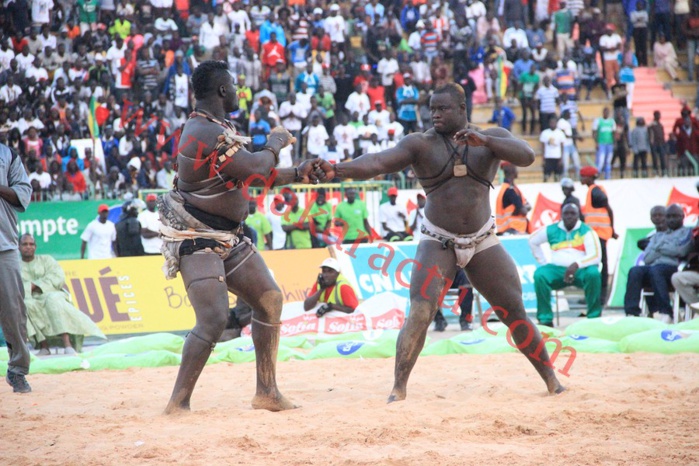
[158,191,241,279]
[420,216,499,268]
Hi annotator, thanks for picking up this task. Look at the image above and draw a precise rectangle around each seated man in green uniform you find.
[528,204,602,326]
[19,234,106,355]
[303,257,359,317]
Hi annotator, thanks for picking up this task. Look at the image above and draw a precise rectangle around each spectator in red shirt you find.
[365,75,386,108]
[64,160,87,197]
[261,31,286,77]
[246,22,261,54]
[303,257,360,317]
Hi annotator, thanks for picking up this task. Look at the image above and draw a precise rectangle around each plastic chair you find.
[441,286,483,324]
[640,287,689,324]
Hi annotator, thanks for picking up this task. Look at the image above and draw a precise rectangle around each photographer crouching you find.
[303,258,359,317]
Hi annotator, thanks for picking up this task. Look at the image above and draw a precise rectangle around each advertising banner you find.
[608,228,653,308]
[59,249,331,336]
[336,237,539,313]
[18,201,121,261]
[242,293,407,338]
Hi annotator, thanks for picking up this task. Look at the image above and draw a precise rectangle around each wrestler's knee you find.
[406,299,437,327]
[254,289,283,318]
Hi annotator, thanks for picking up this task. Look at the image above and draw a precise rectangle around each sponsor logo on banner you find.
[325,313,368,334]
[530,192,561,231]
[280,312,320,336]
[667,186,699,225]
[336,341,364,355]
[370,308,405,330]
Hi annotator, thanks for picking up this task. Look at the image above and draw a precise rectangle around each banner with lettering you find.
[18,201,122,260]
[335,237,540,313]
[241,293,407,337]
[59,249,331,336]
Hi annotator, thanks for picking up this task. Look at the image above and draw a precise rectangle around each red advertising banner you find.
[529,193,562,232]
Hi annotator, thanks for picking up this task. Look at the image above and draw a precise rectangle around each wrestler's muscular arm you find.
[326,133,420,180]
[454,127,536,167]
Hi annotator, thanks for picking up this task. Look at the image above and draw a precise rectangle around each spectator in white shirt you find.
[333,114,358,160]
[138,194,163,255]
[324,4,346,45]
[368,101,391,140]
[16,46,36,72]
[0,76,22,105]
[303,115,329,157]
[539,115,566,182]
[379,187,409,241]
[345,84,371,120]
[80,205,117,260]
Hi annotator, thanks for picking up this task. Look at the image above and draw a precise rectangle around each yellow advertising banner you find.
[60,249,331,336]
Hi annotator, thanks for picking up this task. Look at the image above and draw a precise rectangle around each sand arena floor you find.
[2,350,698,466]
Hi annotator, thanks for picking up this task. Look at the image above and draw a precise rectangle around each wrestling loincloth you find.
[158,191,255,280]
[420,216,499,268]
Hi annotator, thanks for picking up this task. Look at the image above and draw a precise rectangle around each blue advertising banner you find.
[336,236,539,314]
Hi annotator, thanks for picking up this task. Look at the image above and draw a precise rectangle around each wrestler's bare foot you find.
[163,401,191,415]
[251,391,298,412]
[547,379,566,395]
[387,388,406,403]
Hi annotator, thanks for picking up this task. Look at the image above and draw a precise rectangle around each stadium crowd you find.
[1,0,698,202]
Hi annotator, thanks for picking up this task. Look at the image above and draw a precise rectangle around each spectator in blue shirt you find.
[295,62,320,95]
[489,98,516,131]
[260,16,286,47]
[249,109,271,152]
[400,0,420,32]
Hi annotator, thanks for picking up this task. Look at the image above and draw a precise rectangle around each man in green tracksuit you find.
[529,203,602,326]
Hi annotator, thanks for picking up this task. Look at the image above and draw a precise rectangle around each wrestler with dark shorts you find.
[160,61,325,414]
[317,83,565,402]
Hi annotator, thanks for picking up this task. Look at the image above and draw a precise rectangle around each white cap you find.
[330,4,340,11]
[319,257,340,272]
[127,157,142,171]
[313,7,323,14]
[560,177,574,189]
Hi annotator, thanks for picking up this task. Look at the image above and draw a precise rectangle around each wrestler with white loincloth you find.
[320,83,565,402]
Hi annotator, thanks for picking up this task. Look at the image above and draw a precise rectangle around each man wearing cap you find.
[324,4,346,47]
[560,177,583,220]
[496,162,531,235]
[379,187,409,241]
[318,82,566,401]
[530,203,603,326]
[303,257,359,317]
[80,204,117,259]
[267,194,288,250]
[138,194,163,255]
[580,165,617,305]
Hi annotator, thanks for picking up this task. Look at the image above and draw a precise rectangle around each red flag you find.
[667,186,699,225]
[529,193,562,232]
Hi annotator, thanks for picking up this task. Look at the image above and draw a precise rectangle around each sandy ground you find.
[2,348,699,466]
